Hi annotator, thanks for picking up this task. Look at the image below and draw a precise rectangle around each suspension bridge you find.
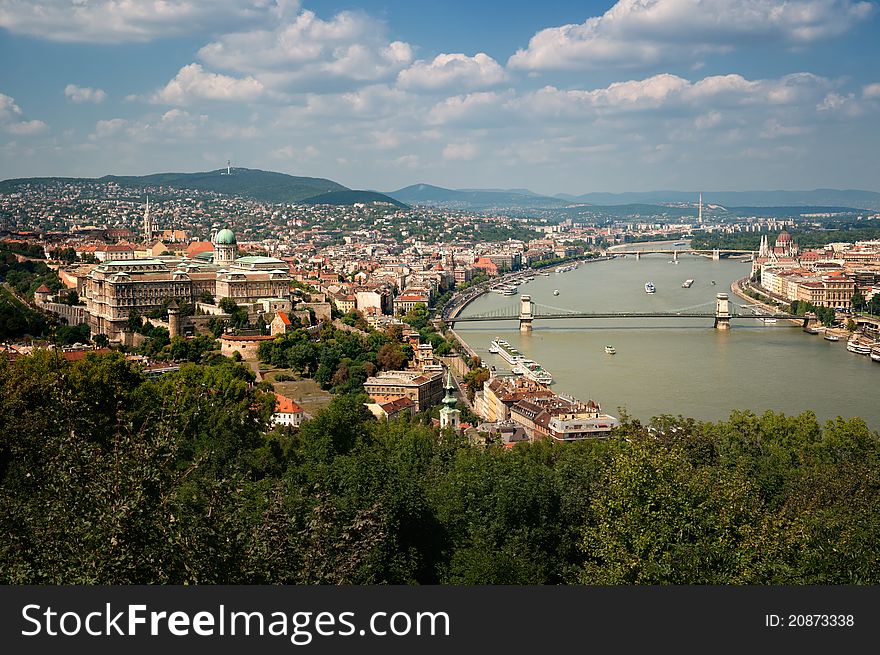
[446,294,810,332]
[607,248,756,261]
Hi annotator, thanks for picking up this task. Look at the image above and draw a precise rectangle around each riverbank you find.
[443,255,613,321]
[730,276,803,328]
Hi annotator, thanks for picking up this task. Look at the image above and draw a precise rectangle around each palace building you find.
[82,227,291,339]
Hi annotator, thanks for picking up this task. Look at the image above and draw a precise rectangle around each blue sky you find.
[1,0,878,194]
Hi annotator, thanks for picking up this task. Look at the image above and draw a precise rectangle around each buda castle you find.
[83,222,291,340]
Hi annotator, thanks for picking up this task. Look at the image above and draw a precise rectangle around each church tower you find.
[143,197,158,244]
[439,370,461,433]
[213,227,238,264]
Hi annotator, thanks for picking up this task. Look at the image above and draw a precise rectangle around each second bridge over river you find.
[447,294,810,332]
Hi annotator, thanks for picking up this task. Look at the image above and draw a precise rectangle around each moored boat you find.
[846,339,872,355]
[871,349,880,362]
[824,332,840,342]
[491,338,525,365]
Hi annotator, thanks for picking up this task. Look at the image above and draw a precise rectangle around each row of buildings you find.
[754,231,880,309]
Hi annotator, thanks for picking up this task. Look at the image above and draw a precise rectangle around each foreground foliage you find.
[1,352,878,584]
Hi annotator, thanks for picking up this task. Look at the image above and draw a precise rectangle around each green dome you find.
[214,228,236,245]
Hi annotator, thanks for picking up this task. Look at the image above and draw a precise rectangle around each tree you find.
[847,318,857,332]
[93,333,110,348]
[851,289,866,312]
[403,303,429,331]
[376,343,408,371]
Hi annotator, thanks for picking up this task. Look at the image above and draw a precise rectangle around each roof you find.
[275,311,291,325]
[214,228,236,245]
[380,397,415,413]
[62,348,112,362]
[35,283,51,293]
[220,334,275,342]
[274,392,302,414]
[185,241,214,257]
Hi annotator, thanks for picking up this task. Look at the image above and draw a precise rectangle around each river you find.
[454,247,880,428]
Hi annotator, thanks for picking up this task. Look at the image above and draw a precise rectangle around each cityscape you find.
[2,0,880,590]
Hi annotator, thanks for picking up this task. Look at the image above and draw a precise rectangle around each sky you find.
[1,0,879,194]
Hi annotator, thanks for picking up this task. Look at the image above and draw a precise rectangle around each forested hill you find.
[2,350,879,585]
[0,168,406,207]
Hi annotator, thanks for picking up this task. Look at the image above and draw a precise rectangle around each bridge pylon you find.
[672,250,678,262]
[635,251,641,261]
[714,293,731,330]
[519,295,533,333]
[712,248,720,261]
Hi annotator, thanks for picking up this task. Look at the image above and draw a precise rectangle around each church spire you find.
[442,370,457,409]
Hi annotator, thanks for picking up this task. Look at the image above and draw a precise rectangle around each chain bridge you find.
[447,294,809,332]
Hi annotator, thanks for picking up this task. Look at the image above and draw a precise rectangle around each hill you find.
[301,189,408,208]
[387,183,569,209]
[0,168,406,207]
[556,189,880,210]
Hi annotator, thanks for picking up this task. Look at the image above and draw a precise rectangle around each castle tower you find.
[439,370,461,433]
[167,299,181,338]
[213,227,238,264]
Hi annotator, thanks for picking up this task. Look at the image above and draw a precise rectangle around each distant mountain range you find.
[0,168,408,208]
[388,184,880,211]
[2,169,878,212]
[386,184,570,209]
[554,189,880,209]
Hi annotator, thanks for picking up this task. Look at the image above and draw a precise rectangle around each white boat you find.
[871,349,880,362]
[682,279,694,288]
[761,317,777,324]
[605,345,616,354]
[553,289,560,296]
[539,272,550,276]
[488,339,500,353]
[645,282,656,294]
[846,339,872,355]
[491,338,525,365]
[517,359,553,385]
[824,332,840,342]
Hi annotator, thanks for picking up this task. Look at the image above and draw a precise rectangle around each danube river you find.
[455,249,880,428]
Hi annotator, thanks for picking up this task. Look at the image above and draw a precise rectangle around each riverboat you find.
[824,332,840,342]
[514,359,553,385]
[605,345,616,354]
[846,339,872,355]
[491,338,525,365]
[645,282,656,294]
[871,349,880,362]
[682,279,694,288]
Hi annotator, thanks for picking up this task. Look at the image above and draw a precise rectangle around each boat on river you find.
[645,282,656,294]
[846,339,872,355]
[605,345,616,354]
[490,338,524,365]
[682,279,694,288]
[824,332,840,342]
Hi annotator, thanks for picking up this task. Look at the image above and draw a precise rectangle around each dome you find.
[776,230,792,243]
[214,228,237,245]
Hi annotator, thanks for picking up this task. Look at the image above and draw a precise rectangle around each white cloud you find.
[197,9,412,87]
[442,142,477,161]
[0,93,22,121]
[0,92,47,136]
[515,72,831,118]
[397,53,506,91]
[151,64,264,105]
[6,119,47,135]
[508,0,874,70]
[64,84,106,103]
[427,91,507,125]
[0,0,294,43]
[863,83,880,99]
